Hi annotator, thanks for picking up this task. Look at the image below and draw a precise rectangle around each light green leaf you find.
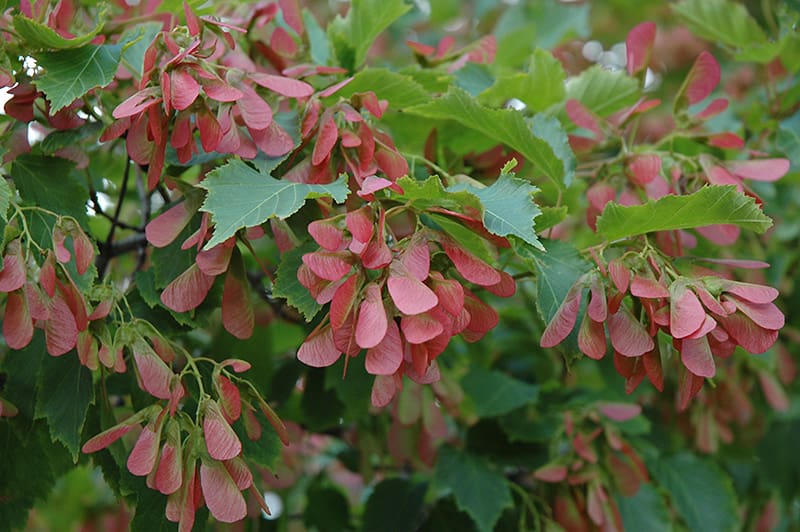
[0,177,10,222]
[408,88,565,184]
[536,205,568,232]
[35,353,95,461]
[673,0,767,51]
[595,185,773,241]
[461,368,538,417]
[303,9,331,65]
[617,485,670,532]
[35,44,122,113]
[479,49,565,112]
[331,0,411,70]
[650,453,739,532]
[451,172,543,250]
[395,175,483,214]
[272,243,323,321]
[565,65,641,119]
[513,238,591,325]
[13,9,106,49]
[199,160,349,249]
[327,68,429,108]
[434,446,513,532]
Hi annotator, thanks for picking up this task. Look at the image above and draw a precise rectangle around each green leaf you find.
[451,172,543,250]
[616,484,670,532]
[531,113,576,187]
[305,481,352,531]
[1,332,47,425]
[34,352,95,461]
[396,175,483,213]
[362,478,427,532]
[776,112,800,171]
[513,238,591,325]
[564,65,641,119]
[461,368,538,417]
[0,420,73,532]
[233,406,282,470]
[536,205,568,232]
[427,213,497,264]
[327,68,430,108]
[479,49,566,112]
[131,486,176,532]
[272,242,323,321]
[119,22,162,78]
[11,154,88,225]
[595,185,773,241]
[455,64,494,97]
[407,89,565,184]
[349,0,411,69]
[673,0,767,51]
[199,159,349,249]
[304,9,331,65]
[35,44,122,113]
[329,0,411,70]
[434,446,513,532]
[0,176,10,222]
[13,9,106,49]
[650,453,739,532]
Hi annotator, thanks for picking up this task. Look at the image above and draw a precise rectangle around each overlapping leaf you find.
[407,89,566,184]
[461,368,539,417]
[200,160,349,248]
[479,49,565,112]
[595,185,773,241]
[564,65,640,119]
[13,9,106,49]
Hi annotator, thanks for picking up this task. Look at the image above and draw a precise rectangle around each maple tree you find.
[0,0,798,530]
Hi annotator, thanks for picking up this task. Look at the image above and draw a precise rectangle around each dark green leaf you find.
[595,185,773,241]
[479,49,565,112]
[617,484,670,532]
[650,453,739,532]
[565,65,640,119]
[757,419,800,498]
[200,160,349,248]
[300,367,345,432]
[673,0,767,51]
[434,446,513,532]
[233,406,282,470]
[362,478,427,532]
[271,242,323,321]
[306,481,352,531]
[0,420,73,532]
[407,89,565,184]
[130,486,176,532]
[13,10,106,49]
[461,368,538,417]
[331,68,430,108]
[11,154,88,225]
[1,331,47,425]
[34,352,95,461]
[35,44,122,113]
